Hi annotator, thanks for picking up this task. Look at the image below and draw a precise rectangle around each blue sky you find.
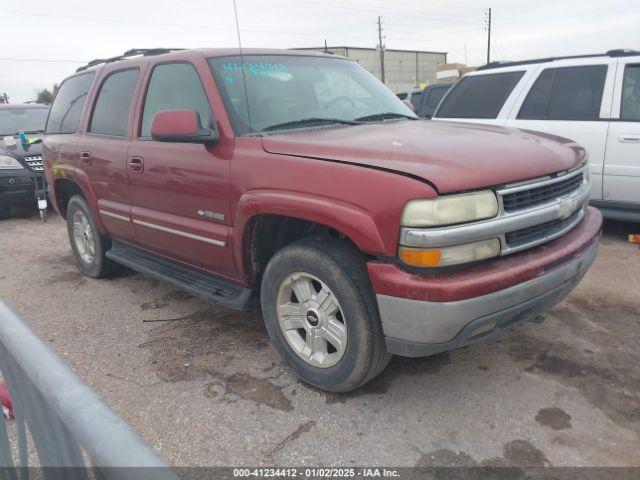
[1,0,638,102]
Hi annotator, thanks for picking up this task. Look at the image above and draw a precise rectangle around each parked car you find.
[433,49,640,222]
[0,104,48,219]
[44,48,602,392]
[415,83,453,118]
[398,87,422,111]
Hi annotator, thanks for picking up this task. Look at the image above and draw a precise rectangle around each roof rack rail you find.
[76,48,185,72]
[476,49,640,71]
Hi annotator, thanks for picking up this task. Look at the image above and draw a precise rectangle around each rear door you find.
[127,60,233,274]
[81,67,142,240]
[602,60,640,204]
[504,58,617,200]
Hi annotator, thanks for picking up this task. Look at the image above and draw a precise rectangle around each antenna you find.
[232,0,253,134]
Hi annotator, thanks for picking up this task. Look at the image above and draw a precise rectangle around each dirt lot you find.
[1,208,639,467]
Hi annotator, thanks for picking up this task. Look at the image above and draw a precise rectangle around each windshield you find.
[208,55,416,134]
[0,107,49,136]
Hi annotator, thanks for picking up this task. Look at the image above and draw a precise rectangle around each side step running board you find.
[106,241,256,310]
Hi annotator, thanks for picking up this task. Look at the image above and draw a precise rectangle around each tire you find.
[66,195,117,278]
[0,202,9,220]
[260,236,391,393]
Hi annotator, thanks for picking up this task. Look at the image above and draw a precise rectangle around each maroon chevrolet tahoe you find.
[44,48,602,392]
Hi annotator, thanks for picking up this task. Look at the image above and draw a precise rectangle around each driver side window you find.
[140,63,212,138]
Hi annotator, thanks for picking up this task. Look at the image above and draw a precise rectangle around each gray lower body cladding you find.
[378,239,599,357]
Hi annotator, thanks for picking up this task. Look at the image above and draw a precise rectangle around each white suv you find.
[433,49,640,222]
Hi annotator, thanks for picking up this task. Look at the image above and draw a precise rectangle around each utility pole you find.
[485,8,492,64]
[377,16,385,84]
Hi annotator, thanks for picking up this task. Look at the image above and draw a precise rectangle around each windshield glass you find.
[208,55,416,134]
[0,107,49,136]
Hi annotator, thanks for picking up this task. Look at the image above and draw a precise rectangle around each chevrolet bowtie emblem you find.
[557,198,577,220]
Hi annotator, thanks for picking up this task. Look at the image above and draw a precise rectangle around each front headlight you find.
[401,190,498,227]
[0,155,24,170]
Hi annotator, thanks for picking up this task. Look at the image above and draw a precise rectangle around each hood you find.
[261,120,583,193]
[0,135,43,161]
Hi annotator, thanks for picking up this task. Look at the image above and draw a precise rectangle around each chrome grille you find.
[502,172,584,212]
[23,155,44,172]
[506,210,581,248]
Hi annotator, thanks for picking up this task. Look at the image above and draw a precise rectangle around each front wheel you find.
[66,195,117,278]
[260,237,391,393]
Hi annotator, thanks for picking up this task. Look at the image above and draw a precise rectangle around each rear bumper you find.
[370,207,602,357]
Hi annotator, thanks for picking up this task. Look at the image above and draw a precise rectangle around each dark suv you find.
[44,48,601,392]
[0,104,49,219]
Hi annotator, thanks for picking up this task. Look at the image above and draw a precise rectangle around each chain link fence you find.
[0,301,180,480]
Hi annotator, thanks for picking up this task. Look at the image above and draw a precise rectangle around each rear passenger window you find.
[519,65,607,120]
[435,71,524,119]
[140,63,212,138]
[621,64,640,121]
[45,73,95,134]
[89,69,139,137]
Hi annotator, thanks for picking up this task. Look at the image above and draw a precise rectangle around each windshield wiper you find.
[23,130,45,134]
[263,117,361,132]
[354,112,417,122]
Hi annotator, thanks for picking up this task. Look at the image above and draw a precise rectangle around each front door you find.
[127,61,233,274]
[603,61,640,204]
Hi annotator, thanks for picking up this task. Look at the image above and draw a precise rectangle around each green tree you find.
[35,85,58,105]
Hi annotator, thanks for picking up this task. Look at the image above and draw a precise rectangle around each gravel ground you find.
[0,207,639,468]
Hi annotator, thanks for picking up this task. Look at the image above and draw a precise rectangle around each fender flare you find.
[233,189,387,276]
[51,166,107,234]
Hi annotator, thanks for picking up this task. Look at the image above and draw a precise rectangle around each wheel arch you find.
[234,190,387,285]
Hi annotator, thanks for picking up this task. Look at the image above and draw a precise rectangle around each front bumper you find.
[373,207,602,357]
[0,169,39,204]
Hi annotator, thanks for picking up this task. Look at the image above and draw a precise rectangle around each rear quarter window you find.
[46,72,95,134]
[435,71,524,119]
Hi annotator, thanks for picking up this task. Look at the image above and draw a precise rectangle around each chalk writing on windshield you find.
[221,62,289,85]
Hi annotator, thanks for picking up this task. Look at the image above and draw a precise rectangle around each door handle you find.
[618,135,640,143]
[128,156,144,174]
[79,151,91,165]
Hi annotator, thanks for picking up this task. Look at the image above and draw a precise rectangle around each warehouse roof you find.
[293,46,447,55]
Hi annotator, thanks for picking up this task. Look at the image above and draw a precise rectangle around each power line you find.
[0,9,349,38]
[0,58,85,63]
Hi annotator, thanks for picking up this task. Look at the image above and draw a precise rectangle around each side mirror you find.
[424,113,432,119]
[151,110,219,144]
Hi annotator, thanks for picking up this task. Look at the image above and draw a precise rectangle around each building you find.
[293,46,447,94]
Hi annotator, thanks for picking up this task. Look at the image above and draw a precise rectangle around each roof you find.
[0,103,49,110]
[294,46,448,56]
[75,47,343,73]
[476,49,640,71]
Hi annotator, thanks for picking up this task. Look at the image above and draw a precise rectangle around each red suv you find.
[44,48,602,392]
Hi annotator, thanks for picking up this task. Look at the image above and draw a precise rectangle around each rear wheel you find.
[0,202,9,220]
[66,195,117,278]
[260,236,391,393]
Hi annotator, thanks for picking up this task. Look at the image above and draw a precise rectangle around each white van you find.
[433,49,640,222]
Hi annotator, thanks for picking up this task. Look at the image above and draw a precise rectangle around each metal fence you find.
[0,301,180,480]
